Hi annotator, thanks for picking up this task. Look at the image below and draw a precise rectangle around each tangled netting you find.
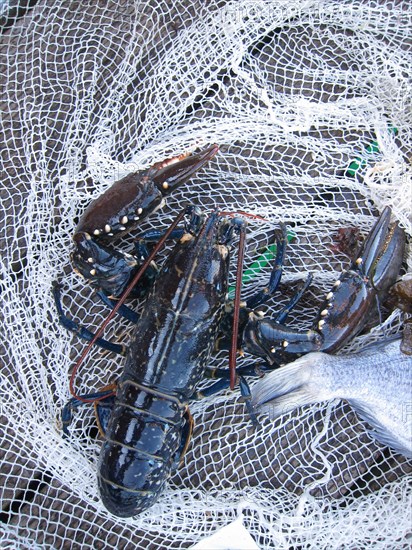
[1,0,412,548]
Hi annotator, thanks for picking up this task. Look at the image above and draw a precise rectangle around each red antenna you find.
[229,221,246,390]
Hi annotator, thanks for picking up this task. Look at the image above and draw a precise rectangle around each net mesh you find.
[1,0,411,548]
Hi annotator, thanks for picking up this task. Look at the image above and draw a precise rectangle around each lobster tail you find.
[96,381,188,517]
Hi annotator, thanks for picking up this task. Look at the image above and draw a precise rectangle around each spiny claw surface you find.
[76,144,218,239]
[242,207,406,359]
[314,206,405,352]
[71,145,219,297]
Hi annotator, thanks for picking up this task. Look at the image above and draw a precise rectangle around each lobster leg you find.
[96,291,140,324]
[61,388,115,437]
[239,376,260,426]
[195,364,264,398]
[245,224,287,310]
[193,372,260,426]
[215,227,288,352]
[63,386,122,443]
[172,408,194,468]
[53,282,125,355]
[216,227,311,360]
[203,362,272,381]
[273,273,313,324]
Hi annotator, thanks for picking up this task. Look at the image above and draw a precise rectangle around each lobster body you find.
[97,212,233,517]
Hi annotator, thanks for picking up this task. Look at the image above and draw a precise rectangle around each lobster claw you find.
[359,207,406,292]
[76,144,219,238]
[72,145,219,297]
[242,207,406,359]
[149,144,219,194]
[71,232,158,298]
[314,206,406,353]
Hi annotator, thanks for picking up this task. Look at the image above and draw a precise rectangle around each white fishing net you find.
[1,0,411,548]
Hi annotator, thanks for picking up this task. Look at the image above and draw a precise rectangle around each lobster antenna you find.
[69,207,188,402]
[219,211,267,222]
[229,220,247,390]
